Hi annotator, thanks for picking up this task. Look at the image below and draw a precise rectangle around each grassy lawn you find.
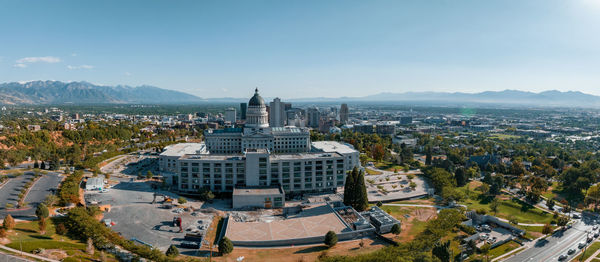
[575,242,600,261]
[488,241,521,259]
[458,186,554,225]
[489,134,521,140]
[365,168,382,175]
[5,219,114,261]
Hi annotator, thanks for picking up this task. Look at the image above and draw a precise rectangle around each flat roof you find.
[233,186,283,196]
[225,204,350,241]
[311,141,358,154]
[160,143,206,157]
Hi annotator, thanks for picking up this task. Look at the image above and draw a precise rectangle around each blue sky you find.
[1,0,600,98]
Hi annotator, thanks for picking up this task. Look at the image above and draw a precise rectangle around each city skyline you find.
[2,0,600,98]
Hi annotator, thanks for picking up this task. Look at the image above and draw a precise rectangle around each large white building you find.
[159,89,360,195]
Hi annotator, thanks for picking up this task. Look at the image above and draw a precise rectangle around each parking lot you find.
[0,172,62,219]
[85,178,214,251]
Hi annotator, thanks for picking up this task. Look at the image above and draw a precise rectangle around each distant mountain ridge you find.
[0,81,203,104]
[0,81,598,107]
[285,89,600,107]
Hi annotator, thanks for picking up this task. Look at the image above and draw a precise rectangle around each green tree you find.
[343,167,357,207]
[391,223,401,235]
[546,199,555,210]
[432,240,451,262]
[557,215,570,228]
[489,197,499,215]
[35,203,49,220]
[480,243,491,261]
[324,231,338,248]
[218,237,234,254]
[353,169,369,211]
[166,245,179,257]
[146,170,153,179]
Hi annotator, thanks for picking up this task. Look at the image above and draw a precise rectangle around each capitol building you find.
[159,89,360,202]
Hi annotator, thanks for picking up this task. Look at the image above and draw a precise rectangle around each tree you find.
[480,243,491,261]
[542,223,552,235]
[324,231,338,248]
[56,223,67,235]
[557,215,570,228]
[146,170,153,179]
[353,170,369,211]
[343,167,357,207]
[36,203,49,220]
[425,145,433,165]
[40,161,46,170]
[86,238,94,255]
[218,237,234,254]
[166,244,179,257]
[391,223,401,235]
[454,167,467,187]
[547,199,555,210]
[490,197,499,215]
[38,217,47,234]
[0,228,6,238]
[3,214,15,230]
[432,240,451,262]
[586,184,600,211]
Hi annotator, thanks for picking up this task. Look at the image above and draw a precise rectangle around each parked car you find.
[180,241,200,249]
[558,254,568,261]
[568,248,576,254]
[579,242,587,248]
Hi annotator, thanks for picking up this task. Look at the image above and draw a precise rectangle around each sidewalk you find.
[0,244,59,262]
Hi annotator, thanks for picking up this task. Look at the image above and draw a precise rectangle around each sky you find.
[1,0,600,99]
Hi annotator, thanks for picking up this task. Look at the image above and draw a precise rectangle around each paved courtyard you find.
[364,168,432,202]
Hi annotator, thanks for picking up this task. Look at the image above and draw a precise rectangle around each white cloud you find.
[13,63,27,68]
[67,65,94,70]
[16,56,61,64]
[124,72,132,76]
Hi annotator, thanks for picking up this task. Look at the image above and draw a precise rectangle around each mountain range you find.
[0,81,203,104]
[0,80,599,107]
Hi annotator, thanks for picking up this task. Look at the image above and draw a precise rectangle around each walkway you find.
[0,244,58,262]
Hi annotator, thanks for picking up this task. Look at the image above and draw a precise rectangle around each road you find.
[504,218,596,262]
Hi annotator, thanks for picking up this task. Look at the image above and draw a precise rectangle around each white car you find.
[579,242,586,249]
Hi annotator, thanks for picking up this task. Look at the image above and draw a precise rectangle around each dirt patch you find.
[211,237,388,262]
[390,207,436,242]
[38,249,68,260]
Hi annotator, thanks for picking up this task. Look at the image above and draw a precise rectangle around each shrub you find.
[166,244,179,257]
[324,231,338,248]
[177,197,187,204]
[56,223,67,235]
[218,237,234,255]
[391,224,401,235]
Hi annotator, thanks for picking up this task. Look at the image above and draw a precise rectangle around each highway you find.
[504,218,596,262]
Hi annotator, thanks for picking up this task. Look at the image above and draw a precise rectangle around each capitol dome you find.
[245,88,269,128]
[248,88,265,106]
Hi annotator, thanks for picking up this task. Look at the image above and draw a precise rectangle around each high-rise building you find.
[340,104,349,124]
[225,108,236,123]
[240,103,247,120]
[269,97,286,127]
[307,108,320,128]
